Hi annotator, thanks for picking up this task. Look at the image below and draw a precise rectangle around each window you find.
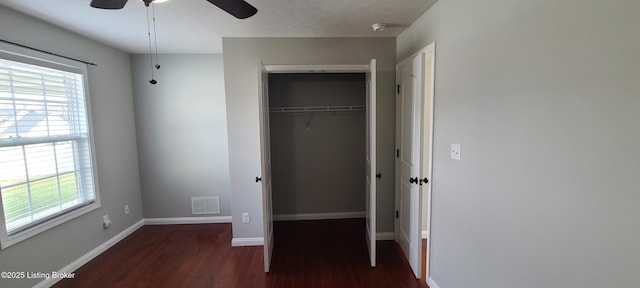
[0,46,99,248]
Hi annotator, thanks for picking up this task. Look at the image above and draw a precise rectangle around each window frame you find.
[0,42,100,249]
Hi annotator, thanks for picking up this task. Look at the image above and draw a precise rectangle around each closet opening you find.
[268,72,369,264]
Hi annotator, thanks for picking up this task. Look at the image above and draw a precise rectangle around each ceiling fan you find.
[90,0,257,84]
[90,0,258,19]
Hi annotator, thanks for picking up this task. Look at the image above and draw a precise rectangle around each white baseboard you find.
[376,232,395,240]
[422,230,429,239]
[274,211,365,221]
[34,219,145,288]
[144,216,232,225]
[428,277,441,288]
[231,237,264,247]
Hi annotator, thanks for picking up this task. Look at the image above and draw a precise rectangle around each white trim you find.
[34,219,144,288]
[397,44,435,69]
[264,64,369,73]
[376,232,395,240]
[231,237,264,247]
[422,230,429,239]
[144,216,232,225]
[273,211,365,221]
[428,277,441,288]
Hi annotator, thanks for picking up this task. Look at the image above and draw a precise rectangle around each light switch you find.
[451,144,461,160]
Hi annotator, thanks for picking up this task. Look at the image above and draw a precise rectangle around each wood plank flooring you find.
[54,219,427,288]
[422,239,428,287]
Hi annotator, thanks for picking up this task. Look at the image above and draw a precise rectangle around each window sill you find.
[1,202,101,249]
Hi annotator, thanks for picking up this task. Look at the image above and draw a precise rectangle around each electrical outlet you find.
[242,213,250,224]
[124,205,129,215]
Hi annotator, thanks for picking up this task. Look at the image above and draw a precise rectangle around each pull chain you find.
[152,2,160,70]
[145,1,157,84]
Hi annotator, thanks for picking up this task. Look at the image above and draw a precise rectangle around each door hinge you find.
[395,210,399,219]
[396,149,399,158]
[396,84,400,94]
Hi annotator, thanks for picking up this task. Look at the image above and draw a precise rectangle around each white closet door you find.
[365,59,377,267]
[258,62,274,272]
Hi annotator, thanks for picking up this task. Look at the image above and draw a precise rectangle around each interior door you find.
[258,63,274,272]
[395,53,424,277]
[365,59,377,267]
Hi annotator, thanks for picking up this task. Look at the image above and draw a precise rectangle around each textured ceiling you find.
[0,0,437,54]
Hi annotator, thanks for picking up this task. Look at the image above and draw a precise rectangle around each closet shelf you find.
[269,105,365,113]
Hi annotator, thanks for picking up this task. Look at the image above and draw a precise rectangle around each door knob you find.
[376,173,382,179]
[409,177,418,184]
[255,177,262,183]
[419,177,429,185]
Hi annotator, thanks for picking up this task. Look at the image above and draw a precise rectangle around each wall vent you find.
[191,196,220,215]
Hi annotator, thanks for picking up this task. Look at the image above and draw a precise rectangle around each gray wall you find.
[222,37,396,239]
[398,0,640,287]
[0,6,143,288]
[130,54,231,218]
[269,73,365,216]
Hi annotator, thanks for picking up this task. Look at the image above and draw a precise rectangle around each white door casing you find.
[258,62,274,272]
[365,59,377,267]
[395,53,424,278]
[260,63,376,269]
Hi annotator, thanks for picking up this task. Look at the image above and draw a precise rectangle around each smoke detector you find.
[372,23,386,32]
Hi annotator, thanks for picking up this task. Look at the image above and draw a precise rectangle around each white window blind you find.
[0,52,96,243]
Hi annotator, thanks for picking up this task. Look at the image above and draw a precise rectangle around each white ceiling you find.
[0,0,437,54]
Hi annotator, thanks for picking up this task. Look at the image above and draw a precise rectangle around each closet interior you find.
[268,73,367,221]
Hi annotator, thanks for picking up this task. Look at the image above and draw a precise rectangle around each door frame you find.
[265,65,369,73]
[260,62,377,270]
[394,42,436,282]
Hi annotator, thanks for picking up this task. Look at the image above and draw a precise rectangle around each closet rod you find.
[269,105,365,113]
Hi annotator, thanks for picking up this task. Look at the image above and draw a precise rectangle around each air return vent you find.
[191,196,220,215]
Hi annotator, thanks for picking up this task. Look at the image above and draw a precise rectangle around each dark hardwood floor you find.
[54,219,427,288]
[422,239,428,287]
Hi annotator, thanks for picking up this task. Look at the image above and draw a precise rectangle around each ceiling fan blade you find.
[206,0,258,19]
[90,0,128,9]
